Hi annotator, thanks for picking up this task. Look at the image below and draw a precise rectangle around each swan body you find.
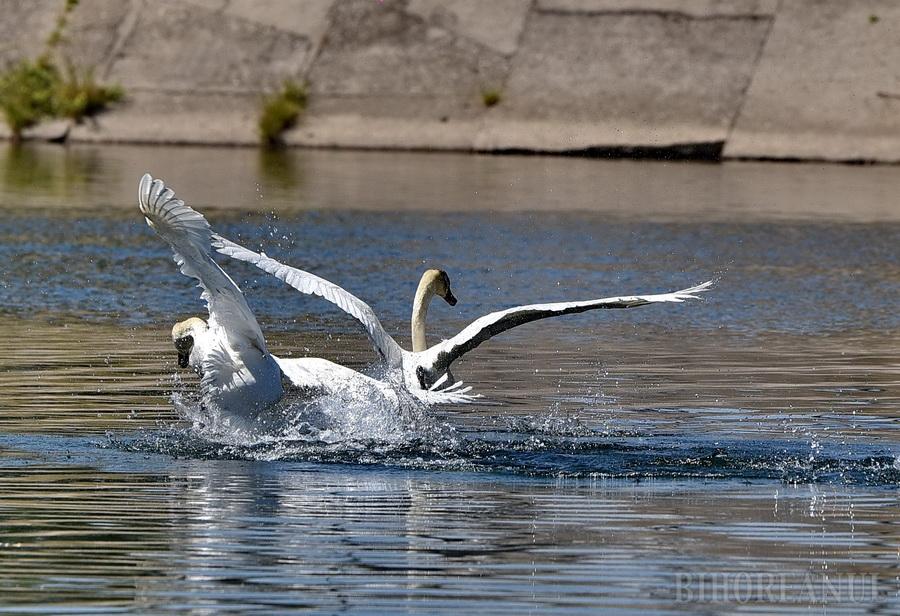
[138,174,464,425]
[273,356,399,407]
[169,315,284,416]
[213,237,712,396]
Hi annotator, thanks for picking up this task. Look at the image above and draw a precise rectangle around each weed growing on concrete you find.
[259,81,307,146]
[869,14,879,24]
[55,65,124,122]
[0,0,123,141]
[481,89,502,108]
[0,58,59,139]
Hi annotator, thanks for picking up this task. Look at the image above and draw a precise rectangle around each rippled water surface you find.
[0,144,898,613]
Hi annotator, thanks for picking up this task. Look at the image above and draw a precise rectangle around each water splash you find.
[110,401,900,488]
[169,379,444,449]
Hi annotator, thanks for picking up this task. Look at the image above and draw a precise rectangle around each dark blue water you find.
[0,144,898,613]
[2,210,897,336]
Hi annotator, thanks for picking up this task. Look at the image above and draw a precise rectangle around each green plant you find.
[54,65,123,121]
[259,81,307,146]
[46,0,80,49]
[0,58,60,140]
[869,14,879,24]
[481,88,502,108]
[0,0,122,140]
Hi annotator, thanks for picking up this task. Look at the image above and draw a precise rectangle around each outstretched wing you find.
[213,235,404,367]
[423,281,713,372]
[138,173,267,355]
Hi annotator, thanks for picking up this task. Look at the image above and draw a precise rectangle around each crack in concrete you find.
[535,9,773,21]
[724,0,781,150]
[100,0,144,81]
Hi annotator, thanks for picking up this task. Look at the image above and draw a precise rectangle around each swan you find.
[213,237,712,396]
[137,174,474,430]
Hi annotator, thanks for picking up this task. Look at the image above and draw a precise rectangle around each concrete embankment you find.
[2,0,899,162]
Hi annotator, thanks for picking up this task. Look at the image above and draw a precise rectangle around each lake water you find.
[0,144,898,614]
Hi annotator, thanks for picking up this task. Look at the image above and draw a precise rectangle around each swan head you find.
[171,317,207,368]
[423,269,457,306]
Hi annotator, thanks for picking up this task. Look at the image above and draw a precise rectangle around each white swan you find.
[138,174,473,429]
[213,237,712,395]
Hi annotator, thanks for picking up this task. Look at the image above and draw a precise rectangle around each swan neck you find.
[411,277,435,352]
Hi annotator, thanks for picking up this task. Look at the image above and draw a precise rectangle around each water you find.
[0,144,898,613]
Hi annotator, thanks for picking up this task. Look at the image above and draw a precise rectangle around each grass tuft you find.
[0,58,60,139]
[54,65,124,121]
[259,81,308,146]
[0,0,122,140]
[481,88,502,108]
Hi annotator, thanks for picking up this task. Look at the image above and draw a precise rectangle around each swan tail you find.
[422,375,481,404]
[419,387,482,405]
[426,372,450,391]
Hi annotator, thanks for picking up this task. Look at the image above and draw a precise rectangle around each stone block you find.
[69,91,259,145]
[726,0,900,162]
[487,9,771,151]
[309,0,509,98]
[0,1,58,66]
[58,0,133,72]
[184,0,335,48]
[107,0,311,91]
[406,0,531,55]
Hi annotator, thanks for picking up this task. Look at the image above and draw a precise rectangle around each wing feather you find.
[138,173,267,355]
[213,235,404,367]
[426,281,713,371]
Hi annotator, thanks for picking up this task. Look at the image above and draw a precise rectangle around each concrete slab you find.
[309,0,509,98]
[406,0,531,55]
[68,91,259,145]
[184,0,336,44]
[285,113,482,151]
[0,1,58,66]
[490,10,771,151]
[726,0,900,162]
[59,0,134,72]
[537,0,777,17]
[107,0,311,90]
[282,87,485,150]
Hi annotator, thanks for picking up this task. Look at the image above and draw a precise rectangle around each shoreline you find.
[4,134,898,167]
[3,142,899,222]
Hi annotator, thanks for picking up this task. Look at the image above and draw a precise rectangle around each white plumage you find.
[139,174,474,428]
[214,236,712,396]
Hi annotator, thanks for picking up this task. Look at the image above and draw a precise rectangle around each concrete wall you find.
[2,0,898,162]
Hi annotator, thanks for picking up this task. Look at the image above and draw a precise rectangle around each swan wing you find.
[424,281,713,371]
[138,173,268,357]
[213,235,404,368]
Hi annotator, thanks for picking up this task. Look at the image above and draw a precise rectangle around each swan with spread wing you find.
[138,174,474,428]
[213,237,712,396]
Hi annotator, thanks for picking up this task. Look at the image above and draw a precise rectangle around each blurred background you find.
[1,0,898,161]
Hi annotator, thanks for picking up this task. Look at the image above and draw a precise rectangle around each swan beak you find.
[445,290,458,306]
[174,335,194,369]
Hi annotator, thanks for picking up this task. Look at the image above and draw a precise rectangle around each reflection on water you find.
[0,144,100,201]
[2,142,900,220]
[1,453,897,613]
[257,147,305,193]
[0,143,898,613]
